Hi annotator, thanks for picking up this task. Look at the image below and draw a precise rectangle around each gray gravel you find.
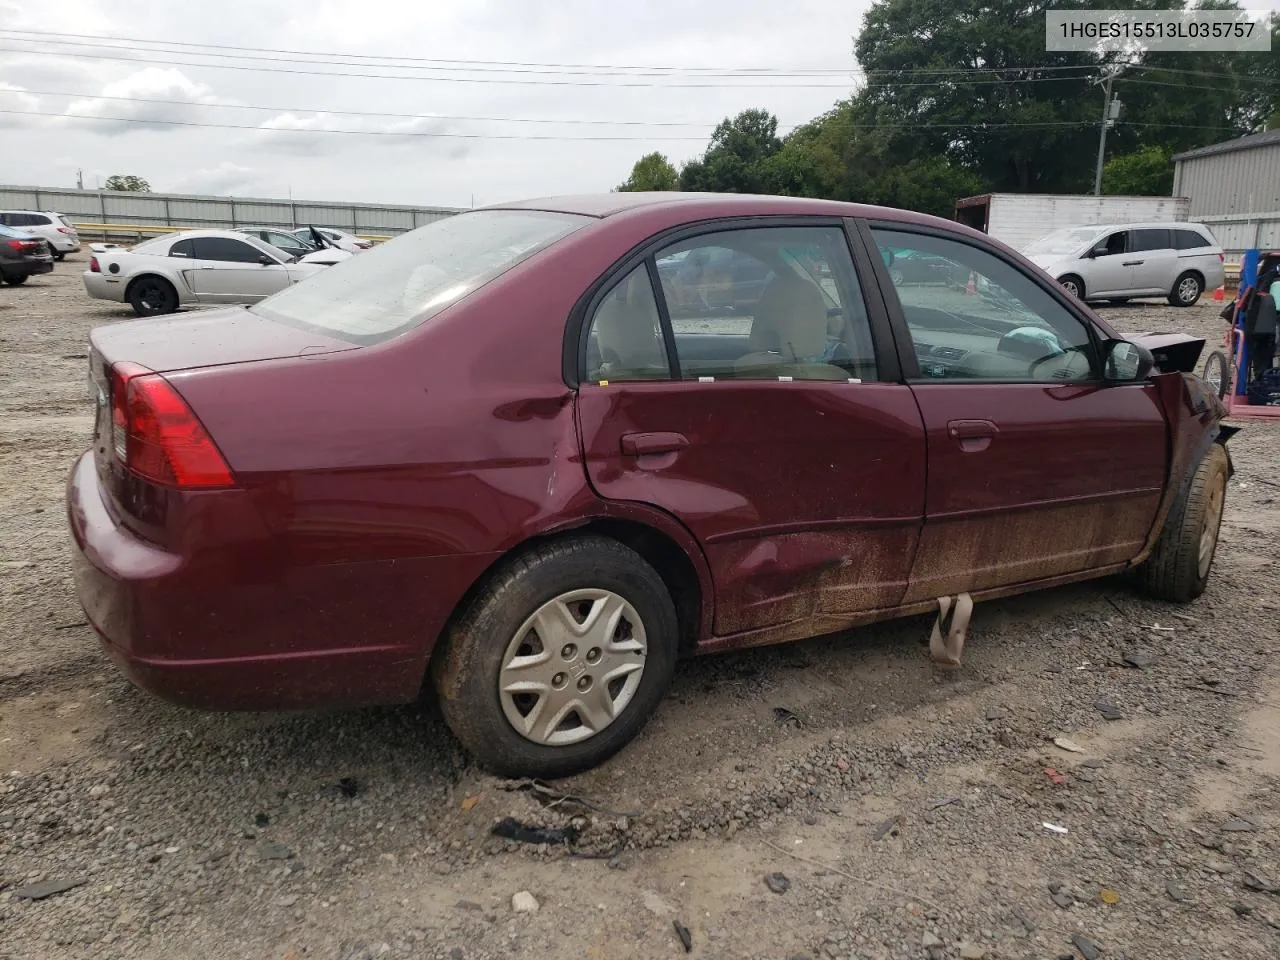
[3,268,1279,959]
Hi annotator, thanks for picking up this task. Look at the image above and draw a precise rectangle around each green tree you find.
[679,109,783,192]
[615,152,679,192]
[104,174,151,192]
[1102,145,1174,195]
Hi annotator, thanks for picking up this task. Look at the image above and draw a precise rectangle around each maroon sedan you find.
[68,193,1234,778]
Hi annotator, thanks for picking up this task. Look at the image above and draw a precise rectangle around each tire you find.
[4,273,28,285]
[1059,274,1085,300]
[1201,349,1230,400]
[1138,443,1229,602]
[54,251,66,262]
[889,267,905,286]
[1169,271,1203,307]
[431,536,679,779]
[128,276,178,316]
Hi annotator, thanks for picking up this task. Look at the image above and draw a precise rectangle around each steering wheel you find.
[1028,344,1092,380]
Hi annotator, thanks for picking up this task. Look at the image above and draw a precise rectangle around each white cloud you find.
[61,67,237,134]
[164,161,265,196]
[0,82,40,129]
[251,110,470,158]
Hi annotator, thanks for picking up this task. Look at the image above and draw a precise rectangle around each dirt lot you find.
[2,261,1279,960]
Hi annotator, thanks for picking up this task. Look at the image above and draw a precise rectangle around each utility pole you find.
[1093,69,1123,196]
[76,168,84,190]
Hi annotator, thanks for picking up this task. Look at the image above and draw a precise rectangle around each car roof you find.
[480,191,963,233]
[1068,222,1215,232]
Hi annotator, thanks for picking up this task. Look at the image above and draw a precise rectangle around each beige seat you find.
[733,276,849,380]
[591,274,669,381]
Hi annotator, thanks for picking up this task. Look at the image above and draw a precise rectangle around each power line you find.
[0,88,764,128]
[0,28,1105,77]
[0,108,716,139]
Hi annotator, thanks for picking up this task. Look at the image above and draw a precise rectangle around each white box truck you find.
[955,193,1192,252]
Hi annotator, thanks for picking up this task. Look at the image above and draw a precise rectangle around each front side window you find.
[872,228,1098,382]
[1099,231,1128,256]
[252,210,589,345]
[584,265,671,382]
[194,237,270,263]
[655,226,876,381]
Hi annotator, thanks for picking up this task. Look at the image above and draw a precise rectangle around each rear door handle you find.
[947,419,998,452]
[621,432,688,457]
[1122,260,1144,266]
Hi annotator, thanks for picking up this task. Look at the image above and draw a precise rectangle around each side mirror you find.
[1104,339,1154,382]
[258,255,273,266]
[1087,245,1107,259]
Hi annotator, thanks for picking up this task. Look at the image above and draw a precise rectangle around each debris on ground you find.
[773,706,803,728]
[1094,700,1124,721]
[1122,651,1155,669]
[1044,767,1068,786]
[1166,881,1192,903]
[511,891,539,914]
[1099,888,1120,905]
[764,872,791,894]
[1042,822,1069,835]
[1071,933,1102,959]
[460,796,480,812]
[491,817,579,846]
[13,878,86,901]
[497,778,637,818]
[258,843,292,860]
[1053,736,1087,754]
[672,919,692,953]
[872,816,901,840]
[1220,815,1259,833]
[337,777,360,798]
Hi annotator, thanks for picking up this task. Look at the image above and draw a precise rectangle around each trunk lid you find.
[89,306,357,375]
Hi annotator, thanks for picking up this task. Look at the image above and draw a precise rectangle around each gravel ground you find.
[2,263,1279,960]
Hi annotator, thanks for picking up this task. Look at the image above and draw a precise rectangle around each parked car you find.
[880,247,970,287]
[291,226,372,252]
[1024,222,1225,306]
[236,226,354,266]
[67,193,1235,779]
[0,210,80,260]
[0,223,55,284]
[82,229,329,316]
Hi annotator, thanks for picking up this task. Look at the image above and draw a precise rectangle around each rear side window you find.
[584,266,671,382]
[1173,228,1212,250]
[1131,228,1172,252]
[169,239,194,258]
[251,210,590,345]
[56,215,76,229]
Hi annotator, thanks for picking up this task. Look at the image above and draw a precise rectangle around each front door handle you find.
[621,432,688,457]
[1122,260,1144,266]
[947,419,998,453]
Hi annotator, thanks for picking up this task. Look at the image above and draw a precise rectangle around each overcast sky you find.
[0,0,874,208]
[3,2,1279,211]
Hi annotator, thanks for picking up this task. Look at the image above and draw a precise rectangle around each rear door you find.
[190,237,292,302]
[1128,228,1177,295]
[860,222,1168,602]
[576,220,926,639]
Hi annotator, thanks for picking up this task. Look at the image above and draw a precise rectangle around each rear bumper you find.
[2,259,53,279]
[83,272,125,302]
[66,452,497,711]
[50,235,80,253]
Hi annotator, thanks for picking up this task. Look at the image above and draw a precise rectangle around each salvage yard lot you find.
[2,261,1279,960]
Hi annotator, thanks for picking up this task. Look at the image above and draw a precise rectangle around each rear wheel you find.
[3,273,28,285]
[1059,274,1085,300]
[1138,443,1229,602]
[128,276,178,316]
[54,251,66,262]
[431,536,679,779]
[1201,349,1230,399]
[1169,271,1203,307]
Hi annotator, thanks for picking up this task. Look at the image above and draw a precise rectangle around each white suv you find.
[0,211,81,260]
[1023,222,1225,307]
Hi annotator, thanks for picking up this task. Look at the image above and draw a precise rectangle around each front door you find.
[864,225,1169,601]
[577,223,927,638]
[190,236,292,302]
[1086,229,1135,297]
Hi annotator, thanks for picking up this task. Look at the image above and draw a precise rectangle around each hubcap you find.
[1179,278,1199,303]
[1198,471,1226,579]
[1062,280,1079,297]
[1204,361,1223,394]
[498,589,647,746]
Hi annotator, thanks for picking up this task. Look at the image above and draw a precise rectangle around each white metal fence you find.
[0,183,462,241]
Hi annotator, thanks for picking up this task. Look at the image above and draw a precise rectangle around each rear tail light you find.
[109,363,235,488]
[5,239,24,251]
[57,226,73,234]
[89,256,101,272]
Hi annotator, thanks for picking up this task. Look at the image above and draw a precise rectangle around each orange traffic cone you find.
[1213,285,1224,301]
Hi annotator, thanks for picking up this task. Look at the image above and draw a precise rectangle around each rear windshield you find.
[252,210,589,344]
[56,214,76,229]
